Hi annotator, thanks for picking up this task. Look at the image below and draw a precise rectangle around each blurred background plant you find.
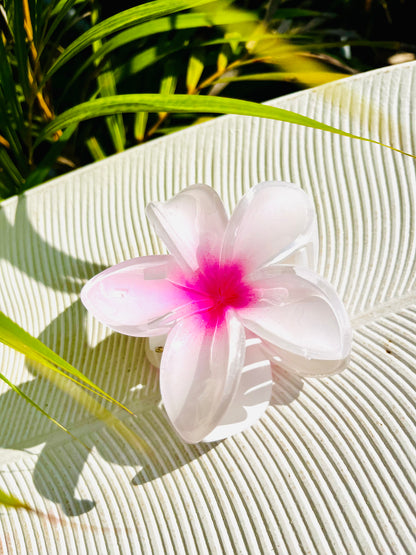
[0,0,413,200]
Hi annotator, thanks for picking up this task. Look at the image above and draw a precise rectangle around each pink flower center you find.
[175,260,257,328]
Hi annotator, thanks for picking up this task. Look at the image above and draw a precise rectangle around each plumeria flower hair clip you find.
[81,182,352,443]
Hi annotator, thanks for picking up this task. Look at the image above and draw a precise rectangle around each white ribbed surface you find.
[1,62,416,554]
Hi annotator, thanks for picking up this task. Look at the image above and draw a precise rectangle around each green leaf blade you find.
[35,93,415,158]
[9,0,31,101]
[0,310,130,413]
[0,371,84,444]
[0,488,32,511]
[46,0,214,79]
[0,36,25,131]
[66,10,258,87]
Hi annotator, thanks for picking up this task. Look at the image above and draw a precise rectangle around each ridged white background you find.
[0,62,415,554]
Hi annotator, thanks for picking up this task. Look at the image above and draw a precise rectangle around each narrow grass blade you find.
[45,0,214,79]
[134,111,149,143]
[49,0,86,16]
[215,71,347,86]
[0,488,33,511]
[0,174,14,198]
[41,0,82,46]
[0,148,24,190]
[29,360,152,453]
[113,36,191,83]
[0,35,25,131]
[22,124,77,190]
[0,310,131,413]
[0,316,151,452]
[158,62,178,117]
[0,107,26,167]
[35,94,415,158]
[96,71,126,152]
[86,136,107,160]
[67,10,258,87]
[91,3,125,153]
[8,0,31,101]
[0,372,85,445]
[186,52,204,94]
[37,0,89,62]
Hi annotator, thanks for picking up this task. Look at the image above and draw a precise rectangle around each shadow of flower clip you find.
[81,182,352,444]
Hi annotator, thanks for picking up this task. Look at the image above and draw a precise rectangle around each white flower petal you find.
[146,184,228,271]
[241,265,352,371]
[260,338,350,377]
[160,311,246,443]
[202,333,272,442]
[222,181,316,273]
[80,255,188,337]
[278,223,319,270]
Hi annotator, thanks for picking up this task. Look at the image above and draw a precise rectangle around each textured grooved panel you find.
[1,62,416,554]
